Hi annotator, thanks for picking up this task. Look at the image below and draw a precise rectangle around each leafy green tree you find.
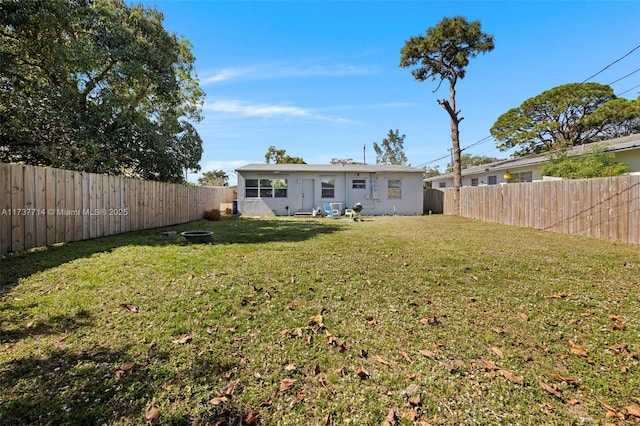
[373,129,408,165]
[264,146,306,164]
[0,0,204,183]
[400,16,494,214]
[581,96,640,139]
[490,83,637,157]
[330,158,361,165]
[198,170,229,186]
[539,147,629,179]
[446,153,504,172]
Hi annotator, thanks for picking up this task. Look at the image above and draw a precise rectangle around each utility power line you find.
[581,44,640,83]
[608,67,640,85]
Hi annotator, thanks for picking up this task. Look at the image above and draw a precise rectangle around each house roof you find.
[425,133,640,182]
[236,163,424,174]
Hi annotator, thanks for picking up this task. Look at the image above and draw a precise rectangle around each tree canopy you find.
[446,153,504,173]
[0,0,204,182]
[264,146,306,164]
[400,16,494,213]
[490,82,639,156]
[197,170,229,186]
[539,147,629,179]
[373,129,408,165]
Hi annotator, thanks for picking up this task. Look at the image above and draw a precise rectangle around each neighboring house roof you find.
[424,133,640,182]
[237,163,424,174]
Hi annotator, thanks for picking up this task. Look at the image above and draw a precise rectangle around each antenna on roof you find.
[363,144,366,165]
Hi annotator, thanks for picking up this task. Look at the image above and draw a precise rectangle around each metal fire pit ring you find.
[181,231,213,244]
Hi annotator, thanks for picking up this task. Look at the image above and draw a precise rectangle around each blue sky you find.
[139,0,639,185]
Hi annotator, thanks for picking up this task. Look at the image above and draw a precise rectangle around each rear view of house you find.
[235,164,424,216]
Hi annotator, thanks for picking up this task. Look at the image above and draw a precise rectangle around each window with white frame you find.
[438,182,447,188]
[515,171,533,182]
[321,179,335,198]
[244,178,288,198]
[471,178,479,186]
[488,175,497,185]
[352,178,366,189]
[388,179,401,198]
[273,179,287,197]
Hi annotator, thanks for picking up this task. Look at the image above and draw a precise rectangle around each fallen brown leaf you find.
[551,374,578,385]
[219,379,239,396]
[381,408,397,426]
[518,313,529,321]
[490,346,504,359]
[279,378,296,393]
[309,314,324,328]
[399,351,413,363]
[364,316,377,325]
[114,362,135,379]
[569,340,588,357]
[539,380,562,398]
[322,413,334,426]
[145,405,159,426]
[549,292,568,299]
[498,369,524,385]
[172,334,193,345]
[119,303,139,313]
[418,349,435,359]
[242,410,261,426]
[356,366,370,379]
[375,355,392,365]
[480,359,499,371]
[284,363,297,372]
[626,405,640,418]
[209,396,228,405]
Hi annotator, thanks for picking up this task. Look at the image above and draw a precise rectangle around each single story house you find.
[425,134,640,188]
[235,163,425,216]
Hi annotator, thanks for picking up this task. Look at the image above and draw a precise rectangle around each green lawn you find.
[1,215,639,425]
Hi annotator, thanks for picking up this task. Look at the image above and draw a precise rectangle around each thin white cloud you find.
[201,62,377,85]
[204,99,311,118]
[204,99,353,123]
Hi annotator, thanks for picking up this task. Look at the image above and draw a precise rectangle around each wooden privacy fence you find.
[1,163,235,255]
[439,175,640,245]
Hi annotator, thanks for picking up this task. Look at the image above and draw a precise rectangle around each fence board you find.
[11,165,25,252]
[34,167,47,247]
[630,176,640,245]
[22,165,36,249]
[0,163,11,254]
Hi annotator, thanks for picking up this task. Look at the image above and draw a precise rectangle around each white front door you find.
[302,179,315,211]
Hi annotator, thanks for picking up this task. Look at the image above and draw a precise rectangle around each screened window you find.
[245,178,287,198]
[321,179,335,198]
[516,171,533,182]
[274,179,288,197]
[438,182,447,188]
[245,179,259,197]
[471,178,479,187]
[259,179,273,197]
[388,179,401,199]
[352,179,366,189]
[488,175,497,185]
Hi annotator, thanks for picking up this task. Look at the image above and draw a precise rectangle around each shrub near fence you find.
[0,163,235,255]
[438,175,640,245]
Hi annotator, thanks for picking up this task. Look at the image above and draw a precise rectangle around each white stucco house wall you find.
[235,163,425,216]
[425,134,640,188]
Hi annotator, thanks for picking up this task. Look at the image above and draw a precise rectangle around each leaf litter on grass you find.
[1,216,639,424]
